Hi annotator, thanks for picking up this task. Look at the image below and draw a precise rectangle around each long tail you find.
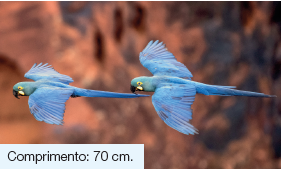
[196,84,276,98]
[73,88,149,98]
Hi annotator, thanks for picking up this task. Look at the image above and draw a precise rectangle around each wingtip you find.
[151,40,159,46]
[189,127,199,135]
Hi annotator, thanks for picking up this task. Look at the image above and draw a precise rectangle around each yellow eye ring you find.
[18,86,23,90]
[137,82,143,86]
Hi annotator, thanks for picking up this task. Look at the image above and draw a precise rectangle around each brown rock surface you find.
[0,1,280,169]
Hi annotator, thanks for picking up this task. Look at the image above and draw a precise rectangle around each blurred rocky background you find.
[0,1,280,169]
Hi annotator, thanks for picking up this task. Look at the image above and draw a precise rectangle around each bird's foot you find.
[71,94,81,98]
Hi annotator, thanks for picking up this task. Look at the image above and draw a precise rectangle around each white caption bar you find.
[0,144,144,169]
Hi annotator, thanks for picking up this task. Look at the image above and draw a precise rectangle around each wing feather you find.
[152,84,198,135]
[140,40,193,79]
[24,63,73,84]
[28,87,73,125]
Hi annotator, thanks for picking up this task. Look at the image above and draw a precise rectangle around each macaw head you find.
[13,82,36,99]
[130,76,155,93]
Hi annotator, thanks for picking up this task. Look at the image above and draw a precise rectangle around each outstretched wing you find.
[25,63,73,84]
[152,84,198,135]
[140,40,193,79]
[28,86,74,125]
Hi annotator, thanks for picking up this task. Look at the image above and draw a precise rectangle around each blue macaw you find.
[130,40,276,135]
[13,63,149,125]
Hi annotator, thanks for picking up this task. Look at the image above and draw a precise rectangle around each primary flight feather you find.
[131,40,276,135]
[13,63,149,125]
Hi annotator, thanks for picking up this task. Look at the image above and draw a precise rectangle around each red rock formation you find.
[0,1,280,169]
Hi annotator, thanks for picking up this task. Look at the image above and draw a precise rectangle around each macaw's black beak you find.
[13,90,19,99]
[130,85,136,94]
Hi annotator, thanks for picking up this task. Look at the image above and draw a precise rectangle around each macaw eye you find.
[137,82,143,86]
[18,86,23,90]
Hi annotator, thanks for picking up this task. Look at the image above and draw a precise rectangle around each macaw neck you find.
[137,76,157,92]
[20,81,38,96]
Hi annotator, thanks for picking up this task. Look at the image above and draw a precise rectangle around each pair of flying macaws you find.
[13,40,276,135]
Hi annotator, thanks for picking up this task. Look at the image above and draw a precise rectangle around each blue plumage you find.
[28,87,73,125]
[13,63,149,125]
[140,40,193,80]
[131,40,276,135]
[25,63,74,84]
[152,84,197,135]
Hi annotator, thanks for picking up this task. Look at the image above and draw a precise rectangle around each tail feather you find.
[212,85,236,89]
[74,88,149,98]
[196,84,276,98]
